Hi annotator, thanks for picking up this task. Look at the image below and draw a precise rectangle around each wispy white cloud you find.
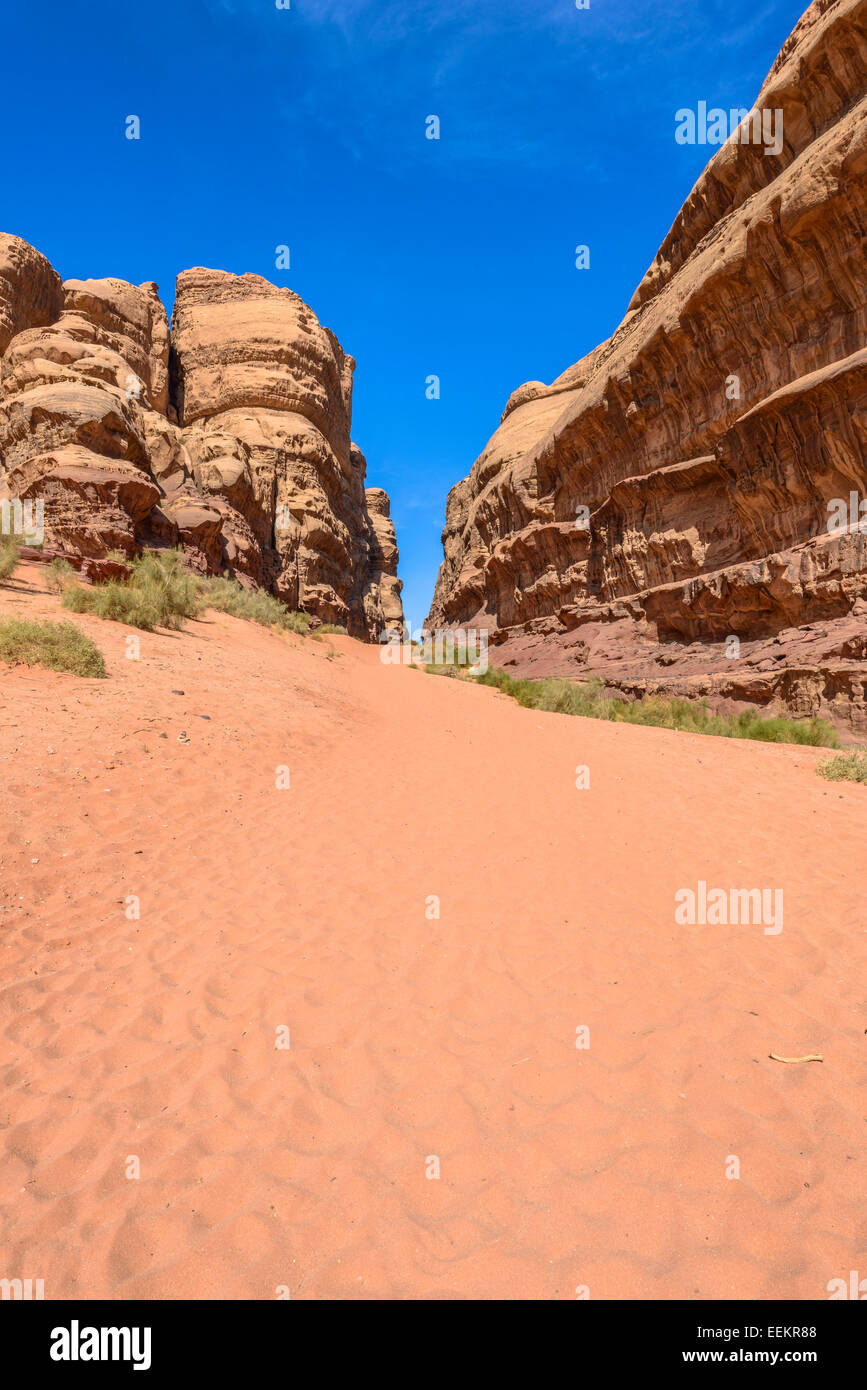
[215,0,801,177]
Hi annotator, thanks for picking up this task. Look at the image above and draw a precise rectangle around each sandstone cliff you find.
[427,0,867,730]
[0,243,402,639]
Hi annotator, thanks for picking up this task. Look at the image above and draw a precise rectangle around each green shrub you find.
[198,575,311,634]
[474,668,612,717]
[58,548,315,637]
[816,751,867,784]
[0,536,21,582]
[0,618,106,677]
[421,635,486,675]
[317,623,348,636]
[45,557,77,595]
[282,610,312,635]
[130,551,199,625]
[465,667,840,748]
[63,580,160,630]
[62,548,199,631]
[424,661,464,678]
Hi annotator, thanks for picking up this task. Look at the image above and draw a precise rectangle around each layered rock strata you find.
[427,0,867,730]
[0,242,402,639]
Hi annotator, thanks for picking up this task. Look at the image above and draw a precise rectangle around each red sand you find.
[0,563,864,1300]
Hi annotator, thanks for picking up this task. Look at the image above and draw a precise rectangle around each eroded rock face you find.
[427,0,867,730]
[0,238,402,639]
[0,236,63,357]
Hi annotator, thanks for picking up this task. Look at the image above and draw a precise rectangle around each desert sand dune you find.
[0,562,864,1300]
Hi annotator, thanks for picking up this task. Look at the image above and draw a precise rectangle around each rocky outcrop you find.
[361,485,404,636]
[0,240,402,639]
[427,0,867,730]
[0,237,63,357]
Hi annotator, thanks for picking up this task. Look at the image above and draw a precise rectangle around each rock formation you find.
[427,0,867,730]
[0,243,402,639]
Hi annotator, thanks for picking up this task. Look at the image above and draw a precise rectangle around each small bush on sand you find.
[45,557,77,594]
[62,549,199,631]
[282,609,312,635]
[131,551,199,624]
[0,537,21,582]
[467,667,839,748]
[317,623,347,636]
[421,635,486,676]
[0,618,106,677]
[424,661,464,678]
[423,648,487,680]
[60,549,314,636]
[816,751,867,784]
[63,581,160,630]
[198,575,311,634]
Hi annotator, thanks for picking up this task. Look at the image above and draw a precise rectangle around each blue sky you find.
[5,0,806,627]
